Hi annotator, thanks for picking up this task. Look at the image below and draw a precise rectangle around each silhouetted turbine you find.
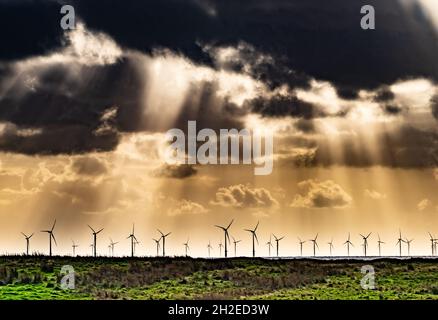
[157,229,171,256]
[298,237,306,256]
[215,220,233,258]
[396,230,403,257]
[72,240,79,256]
[344,233,354,257]
[327,239,334,256]
[377,234,385,257]
[232,236,241,257]
[41,219,57,257]
[109,238,118,256]
[273,234,284,257]
[88,225,104,257]
[219,242,223,256]
[244,221,259,257]
[360,233,371,257]
[183,238,190,257]
[405,238,414,256]
[153,238,161,257]
[127,224,138,257]
[21,232,34,255]
[207,241,213,257]
[428,232,437,256]
[266,235,273,257]
[309,234,319,257]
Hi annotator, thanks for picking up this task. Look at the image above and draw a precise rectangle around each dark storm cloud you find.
[431,94,438,120]
[152,164,198,179]
[248,94,322,119]
[2,0,437,90]
[72,0,438,91]
[374,86,395,102]
[0,0,64,61]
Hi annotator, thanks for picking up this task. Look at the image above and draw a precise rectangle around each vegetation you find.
[0,256,438,300]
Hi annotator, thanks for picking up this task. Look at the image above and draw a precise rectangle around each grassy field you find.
[1,256,438,300]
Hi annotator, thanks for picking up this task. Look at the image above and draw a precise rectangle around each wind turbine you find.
[183,238,190,257]
[88,225,104,257]
[21,232,34,255]
[377,234,384,257]
[428,232,437,256]
[127,224,138,257]
[219,242,223,256]
[157,229,171,256]
[41,220,57,257]
[405,238,414,256]
[153,238,161,257]
[309,234,319,257]
[360,233,372,257]
[343,233,354,257]
[298,237,306,256]
[273,234,284,257]
[89,243,94,256]
[244,221,260,257]
[232,237,241,257]
[109,238,118,256]
[396,230,403,257]
[266,235,274,257]
[215,220,233,258]
[207,241,213,257]
[327,239,334,256]
[72,240,79,256]
[133,239,140,255]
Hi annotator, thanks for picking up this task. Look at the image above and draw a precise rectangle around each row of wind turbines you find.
[17,219,438,258]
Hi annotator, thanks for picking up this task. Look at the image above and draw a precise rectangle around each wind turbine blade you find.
[244,229,252,233]
[52,233,57,246]
[29,233,34,238]
[254,233,259,244]
[367,232,372,238]
[21,232,27,238]
[226,219,234,229]
[315,233,318,241]
[157,229,164,236]
[51,219,57,231]
[165,232,171,237]
[254,221,259,231]
[96,228,104,234]
[88,225,95,233]
[279,237,285,241]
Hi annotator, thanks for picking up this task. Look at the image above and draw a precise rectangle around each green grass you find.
[1,256,438,300]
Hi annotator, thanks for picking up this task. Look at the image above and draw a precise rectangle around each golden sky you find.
[0,1,437,257]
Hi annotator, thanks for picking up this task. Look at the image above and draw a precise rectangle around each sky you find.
[0,0,437,257]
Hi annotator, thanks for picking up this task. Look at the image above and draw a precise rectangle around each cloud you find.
[211,184,278,208]
[167,199,208,216]
[418,198,432,211]
[434,169,438,180]
[364,189,387,200]
[70,156,108,176]
[152,165,197,179]
[290,179,352,209]
[431,94,438,120]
